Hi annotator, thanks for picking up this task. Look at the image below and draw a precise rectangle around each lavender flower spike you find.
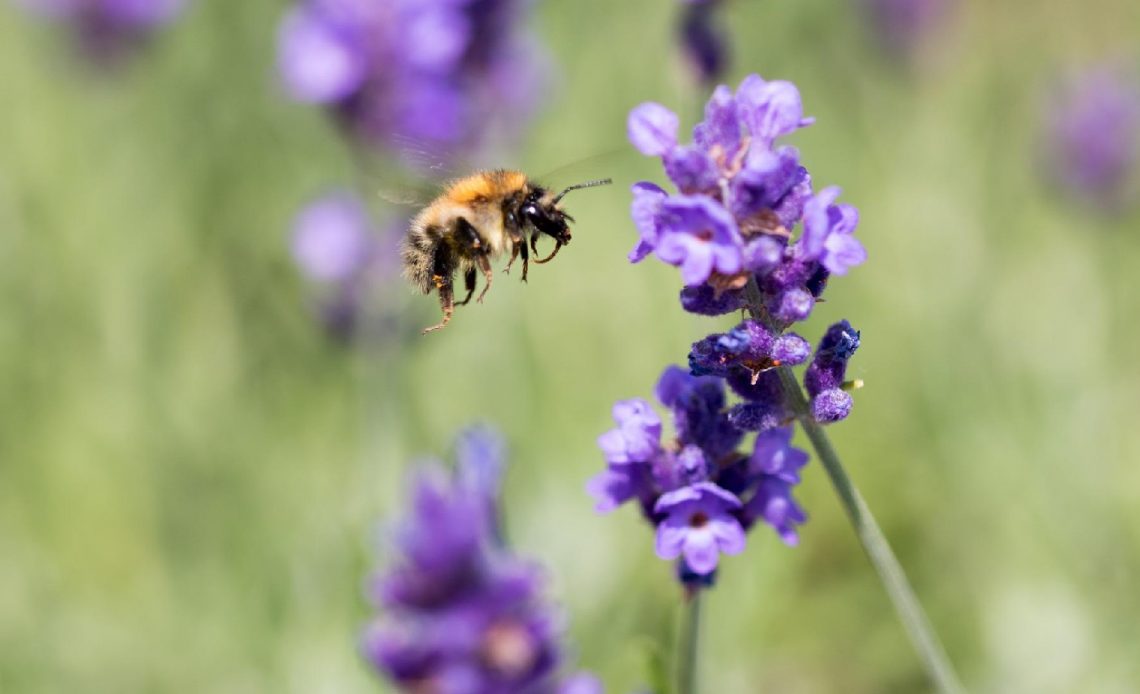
[365,427,600,692]
[605,72,965,693]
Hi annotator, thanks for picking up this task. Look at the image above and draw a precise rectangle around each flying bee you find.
[401,169,611,333]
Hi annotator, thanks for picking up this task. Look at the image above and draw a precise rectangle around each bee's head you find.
[521,190,572,244]
[521,178,612,245]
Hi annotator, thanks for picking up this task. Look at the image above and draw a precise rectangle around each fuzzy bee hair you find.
[401,169,610,333]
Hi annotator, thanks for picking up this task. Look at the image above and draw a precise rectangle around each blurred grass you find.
[1,0,1140,692]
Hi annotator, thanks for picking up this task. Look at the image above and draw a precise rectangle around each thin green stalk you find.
[678,592,702,694]
[743,280,966,694]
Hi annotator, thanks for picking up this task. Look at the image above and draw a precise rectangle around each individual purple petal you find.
[628,182,668,262]
[824,231,868,275]
[664,145,720,194]
[751,427,809,483]
[693,83,740,153]
[653,196,743,286]
[628,102,681,156]
[655,513,688,559]
[586,469,638,513]
[799,186,843,260]
[736,75,813,145]
[682,530,720,574]
[743,477,807,545]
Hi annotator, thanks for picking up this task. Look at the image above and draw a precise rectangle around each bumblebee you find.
[401,169,611,333]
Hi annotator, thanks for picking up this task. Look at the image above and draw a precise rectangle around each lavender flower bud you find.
[677,0,729,86]
[804,320,861,424]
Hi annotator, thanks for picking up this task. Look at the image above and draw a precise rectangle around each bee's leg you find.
[422,246,455,333]
[533,240,563,264]
[503,238,520,275]
[456,267,477,307]
[423,278,454,333]
[475,254,494,304]
[518,234,529,282]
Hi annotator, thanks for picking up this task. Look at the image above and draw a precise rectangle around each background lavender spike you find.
[14,0,187,65]
[365,428,600,692]
[276,0,549,167]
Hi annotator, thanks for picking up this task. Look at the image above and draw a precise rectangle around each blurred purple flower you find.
[289,190,403,340]
[277,0,549,164]
[16,0,187,63]
[365,427,600,692]
[292,192,376,283]
[860,0,954,58]
[1046,66,1140,209]
[677,0,728,86]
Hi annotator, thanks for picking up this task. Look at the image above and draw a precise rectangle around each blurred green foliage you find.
[2,0,1140,692]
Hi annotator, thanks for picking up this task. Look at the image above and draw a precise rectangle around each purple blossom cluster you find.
[593,74,865,587]
[290,190,401,339]
[277,0,548,164]
[627,75,865,325]
[15,0,186,64]
[363,427,602,694]
[1045,65,1140,209]
[589,367,810,582]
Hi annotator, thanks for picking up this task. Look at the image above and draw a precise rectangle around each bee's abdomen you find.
[402,218,444,294]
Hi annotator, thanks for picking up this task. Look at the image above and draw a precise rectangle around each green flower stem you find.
[743,280,966,694]
[678,591,702,694]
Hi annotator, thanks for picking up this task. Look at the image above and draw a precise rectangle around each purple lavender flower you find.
[592,75,865,590]
[277,0,549,164]
[292,192,376,283]
[365,428,599,692]
[1046,66,1140,209]
[290,190,402,339]
[15,0,186,64]
[804,320,861,423]
[798,186,866,276]
[588,364,810,586]
[654,482,745,575]
[627,74,861,328]
[742,477,807,545]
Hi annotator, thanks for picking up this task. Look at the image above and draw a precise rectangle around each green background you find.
[2,0,1139,692]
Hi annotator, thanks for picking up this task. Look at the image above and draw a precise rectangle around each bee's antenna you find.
[552,178,613,204]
